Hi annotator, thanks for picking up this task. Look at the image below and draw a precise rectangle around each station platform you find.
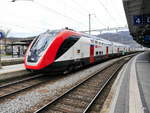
[1,56,23,61]
[1,56,24,66]
[0,63,28,81]
[108,51,150,113]
[0,64,25,74]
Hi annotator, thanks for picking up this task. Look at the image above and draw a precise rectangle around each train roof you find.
[112,42,130,47]
[46,29,130,47]
[97,37,112,45]
[81,33,112,45]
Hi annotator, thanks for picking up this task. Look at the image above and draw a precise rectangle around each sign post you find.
[0,32,4,69]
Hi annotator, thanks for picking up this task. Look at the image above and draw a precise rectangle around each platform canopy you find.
[123,0,150,47]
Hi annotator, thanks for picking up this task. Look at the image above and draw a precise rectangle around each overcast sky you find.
[0,0,127,37]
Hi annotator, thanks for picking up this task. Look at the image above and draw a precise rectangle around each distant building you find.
[0,37,35,56]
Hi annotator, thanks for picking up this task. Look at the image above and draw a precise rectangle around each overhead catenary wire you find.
[75,0,110,27]
[9,0,124,33]
[97,0,119,26]
[62,0,91,23]
[35,1,88,29]
[70,0,107,28]
[12,0,89,29]
[10,0,55,32]
[2,22,49,33]
[106,0,123,23]
[70,0,90,14]
[94,16,108,27]
[65,0,92,21]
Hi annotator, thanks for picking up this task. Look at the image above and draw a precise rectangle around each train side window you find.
[95,41,98,44]
[55,35,80,59]
[99,51,101,55]
[77,49,80,53]
[96,51,98,55]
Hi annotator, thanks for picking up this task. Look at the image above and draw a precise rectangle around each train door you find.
[117,48,119,55]
[111,46,113,54]
[106,46,109,57]
[90,45,94,63]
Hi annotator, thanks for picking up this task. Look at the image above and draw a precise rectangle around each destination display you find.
[133,15,150,25]
[144,35,150,42]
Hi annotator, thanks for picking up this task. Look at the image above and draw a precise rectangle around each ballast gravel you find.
[0,59,119,113]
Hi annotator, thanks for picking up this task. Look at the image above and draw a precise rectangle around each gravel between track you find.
[0,58,120,113]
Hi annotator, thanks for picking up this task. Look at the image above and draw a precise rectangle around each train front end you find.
[24,30,60,71]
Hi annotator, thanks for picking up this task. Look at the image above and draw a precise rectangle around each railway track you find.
[33,57,131,113]
[0,74,49,100]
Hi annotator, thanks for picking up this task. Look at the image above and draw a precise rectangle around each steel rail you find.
[0,74,43,88]
[0,74,48,99]
[83,59,128,113]
[33,58,128,113]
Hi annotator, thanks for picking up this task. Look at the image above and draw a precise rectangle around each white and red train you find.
[24,29,134,72]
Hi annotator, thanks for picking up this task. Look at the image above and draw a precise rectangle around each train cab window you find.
[55,35,80,59]
[30,30,59,56]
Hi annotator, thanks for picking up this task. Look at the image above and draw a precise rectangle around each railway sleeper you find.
[60,98,87,108]
[51,104,82,113]
[67,94,92,102]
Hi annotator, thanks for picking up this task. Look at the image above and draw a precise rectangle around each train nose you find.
[27,49,40,63]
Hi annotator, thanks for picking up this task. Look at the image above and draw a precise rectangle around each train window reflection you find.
[30,30,59,56]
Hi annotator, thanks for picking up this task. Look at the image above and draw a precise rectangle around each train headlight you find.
[31,57,35,61]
